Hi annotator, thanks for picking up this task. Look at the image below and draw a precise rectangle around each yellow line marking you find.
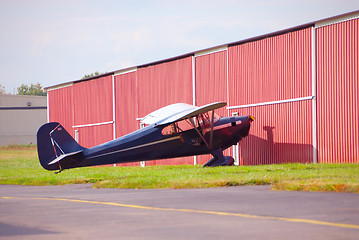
[2,196,359,230]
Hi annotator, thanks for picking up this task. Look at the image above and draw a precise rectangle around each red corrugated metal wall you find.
[195,50,230,164]
[230,102,313,165]
[48,85,74,137]
[137,57,193,116]
[47,15,358,166]
[228,28,313,165]
[72,75,114,148]
[114,71,140,166]
[115,72,138,138]
[73,76,113,125]
[228,28,312,105]
[75,124,113,148]
[137,57,194,165]
[195,51,228,109]
[316,18,359,163]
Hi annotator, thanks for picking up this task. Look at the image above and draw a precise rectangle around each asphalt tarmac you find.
[1,184,358,240]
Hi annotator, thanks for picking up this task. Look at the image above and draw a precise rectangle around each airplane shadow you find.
[0,222,58,237]
[240,126,314,165]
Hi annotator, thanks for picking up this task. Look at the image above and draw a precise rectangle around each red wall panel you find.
[228,27,313,164]
[73,75,113,125]
[144,157,195,166]
[71,75,114,148]
[195,50,230,164]
[74,124,113,148]
[114,71,140,167]
[137,57,194,165]
[48,84,113,150]
[316,18,359,163]
[48,85,74,136]
[195,50,228,110]
[115,72,138,138]
[231,101,313,165]
[137,57,193,117]
[228,28,312,106]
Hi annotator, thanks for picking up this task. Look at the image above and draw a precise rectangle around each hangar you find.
[0,94,47,145]
[46,11,358,166]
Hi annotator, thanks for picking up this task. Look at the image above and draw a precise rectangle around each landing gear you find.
[203,148,234,167]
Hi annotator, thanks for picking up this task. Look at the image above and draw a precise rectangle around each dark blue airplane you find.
[37,102,254,173]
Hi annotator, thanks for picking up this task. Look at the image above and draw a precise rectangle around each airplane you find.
[37,102,254,173]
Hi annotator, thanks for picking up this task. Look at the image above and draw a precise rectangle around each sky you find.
[0,0,358,93]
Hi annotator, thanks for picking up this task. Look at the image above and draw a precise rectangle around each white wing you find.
[141,103,195,125]
[141,102,227,126]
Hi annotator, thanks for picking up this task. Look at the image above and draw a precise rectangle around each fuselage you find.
[79,115,252,167]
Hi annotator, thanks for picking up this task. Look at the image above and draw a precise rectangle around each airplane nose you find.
[233,115,254,124]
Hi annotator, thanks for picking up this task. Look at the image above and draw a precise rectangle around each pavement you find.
[1,184,359,240]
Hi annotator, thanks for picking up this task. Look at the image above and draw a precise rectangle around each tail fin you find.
[37,122,85,171]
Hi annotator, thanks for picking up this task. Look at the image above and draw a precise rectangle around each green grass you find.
[0,145,358,193]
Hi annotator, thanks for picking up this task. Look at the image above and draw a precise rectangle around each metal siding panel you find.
[316,18,359,163]
[73,75,113,126]
[137,57,193,117]
[137,57,194,166]
[115,72,138,138]
[0,94,47,107]
[0,109,47,145]
[228,28,312,106]
[48,86,74,136]
[74,124,113,148]
[144,158,193,166]
[228,27,313,165]
[232,101,313,165]
[68,76,114,148]
[195,50,228,108]
[0,95,47,144]
[195,50,230,164]
[114,72,140,167]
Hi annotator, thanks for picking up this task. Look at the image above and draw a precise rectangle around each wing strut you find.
[189,118,210,149]
[188,111,216,150]
[209,110,215,150]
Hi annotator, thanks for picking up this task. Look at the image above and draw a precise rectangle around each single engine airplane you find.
[37,102,254,173]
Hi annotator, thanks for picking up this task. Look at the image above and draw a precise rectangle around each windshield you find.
[197,112,220,129]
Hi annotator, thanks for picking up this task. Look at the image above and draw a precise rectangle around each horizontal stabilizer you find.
[48,150,83,166]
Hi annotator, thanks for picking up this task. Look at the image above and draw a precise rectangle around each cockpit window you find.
[161,119,194,135]
[161,112,220,136]
[161,124,176,135]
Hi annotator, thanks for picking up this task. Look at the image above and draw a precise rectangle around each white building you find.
[0,95,47,145]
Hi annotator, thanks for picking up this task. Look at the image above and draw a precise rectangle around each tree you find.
[0,84,5,94]
[82,71,106,79]
[17,83,46,96]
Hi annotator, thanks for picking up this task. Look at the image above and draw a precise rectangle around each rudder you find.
[37,122,84,171]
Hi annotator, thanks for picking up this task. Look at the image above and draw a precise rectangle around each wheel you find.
[224,156,234,166]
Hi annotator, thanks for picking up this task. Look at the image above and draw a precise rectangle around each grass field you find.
[0,145,358,193]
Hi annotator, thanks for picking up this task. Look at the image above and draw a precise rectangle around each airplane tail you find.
[37,122,85,171]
